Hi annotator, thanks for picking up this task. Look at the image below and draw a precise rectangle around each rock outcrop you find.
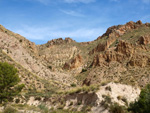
[139,35,150,45]
[103,20,143,38]
[64,83,140,113]
[91,40,150,68]
[46,37,75,46]
[90,20,148,54]
[64,54,83,70]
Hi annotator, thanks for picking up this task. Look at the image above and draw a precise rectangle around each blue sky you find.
[0,0,150,44]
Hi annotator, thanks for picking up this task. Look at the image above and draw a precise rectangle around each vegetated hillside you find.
[77,20,150,87]
[0,20,150,113]
[0,25,77,89]
[37,20,150,88]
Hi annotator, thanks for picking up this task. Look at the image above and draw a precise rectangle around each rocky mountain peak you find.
[46,37,75,46]
[102,20,148,39]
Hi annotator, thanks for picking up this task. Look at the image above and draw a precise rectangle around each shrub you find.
[101,95,112,109]
[101,82,108,86]
[38,104,49,113]
[19,39,22,42]
[66,84,99,95]
[77,101,82,105]
[105,86,112,91]
[110,103,127,113]
[4,106,18,113]
[35,97,41,101]
[15,98,20,103]
[69,101,73,106]
[128,84,150,113]
[81,69,87,73]
[48,66,52,69]
[121,97,128,106]
[70,83,76,87]
[0,62,24,103]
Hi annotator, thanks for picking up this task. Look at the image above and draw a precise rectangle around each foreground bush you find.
[4,106,18,113]
[128,84,150,113]
[110,103,127,113]
[0,62,24,103]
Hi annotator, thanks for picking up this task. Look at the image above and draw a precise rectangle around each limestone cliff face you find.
[63,83,140,113]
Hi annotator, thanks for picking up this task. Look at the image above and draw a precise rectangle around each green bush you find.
[128,84,150,113]
[110,103,127,113]
[66,84,99,95]
[38,104,49,113]
[70,83,76,87]
[50,109,83,113]
[0,62,24,103]
[4,106,18,113]
[15,99,20,103]
[81,69,87,73]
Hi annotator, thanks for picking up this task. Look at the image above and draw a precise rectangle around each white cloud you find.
[60,10,85,17]
[12,25,106,43]
[63,0,96,3]
[13,25,50,40]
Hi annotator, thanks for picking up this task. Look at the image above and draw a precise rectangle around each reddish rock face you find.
[136,20,143,25]
[128,55,150,67]
[47,38,64,46]
[90,20,147,55]
[47,37,75,46]
[115,40,134,56]
[102,21,137,38]
[91,39,150,68]
[82,78,91,86]
[64,37,75,43]
[139,35,150,45]
[64,54,83,70]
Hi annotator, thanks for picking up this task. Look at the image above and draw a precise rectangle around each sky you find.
[0,0,150,44]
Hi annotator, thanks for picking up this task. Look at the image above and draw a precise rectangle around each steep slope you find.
[79,21,150,87]
[0,25,77,90]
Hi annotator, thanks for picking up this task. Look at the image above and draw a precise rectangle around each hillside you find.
[0,20,150,113]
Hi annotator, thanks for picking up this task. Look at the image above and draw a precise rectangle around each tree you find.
[0,62,24,103]
[128,84,150,113]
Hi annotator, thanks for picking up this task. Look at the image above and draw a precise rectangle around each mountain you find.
[0,20,150,113]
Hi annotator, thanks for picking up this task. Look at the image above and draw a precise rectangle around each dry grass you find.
[62,84,100,95]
